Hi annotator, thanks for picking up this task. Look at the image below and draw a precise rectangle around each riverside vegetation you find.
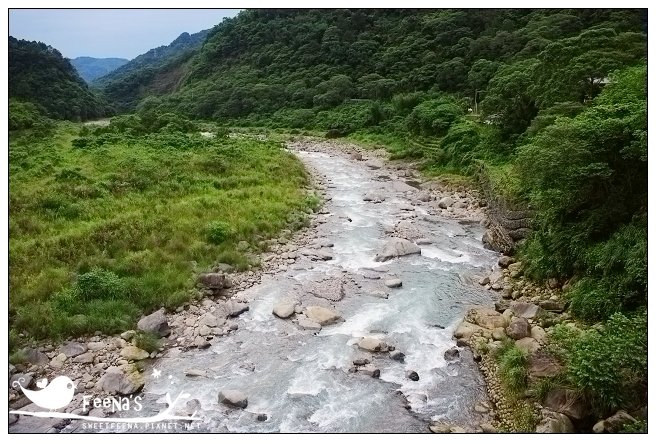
[8,8,647,433]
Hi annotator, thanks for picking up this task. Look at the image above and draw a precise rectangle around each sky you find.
[8,9,241,59]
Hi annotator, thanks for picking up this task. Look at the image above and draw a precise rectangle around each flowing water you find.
[113,148,499,433]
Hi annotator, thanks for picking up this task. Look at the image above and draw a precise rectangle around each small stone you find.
[359,366,380,378]
[430,424,450,434]
[389,350,405,362]
[353,358,370,366]
[384,278,402,288]
[444,347,460,361]
[480,423,496,433]
[193,336,211,349]
[593,420,606,433]
[120,346,149,361]
[218,390,248,409]
[73,353,94,364]
[50,353,67,369]
[61,342,87,358]
[405,370,419,381]
[257,413,268,422]
[498,255,515,268]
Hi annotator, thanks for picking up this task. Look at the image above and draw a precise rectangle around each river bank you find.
[11,136,502,433]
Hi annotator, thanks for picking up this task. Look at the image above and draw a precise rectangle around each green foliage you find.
[9,37,107,121]
[75,268,127,301]
[518,64,647,316]
[9,122,312,339]
[496,340,529,394]
[206,221,234,244]
[8,99,54,131]
[550,310,647,413]
[132,331,162,353]
[621,420,647,433]
[406,98,463,136]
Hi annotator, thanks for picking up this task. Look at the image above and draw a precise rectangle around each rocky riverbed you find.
[10,138,505,433]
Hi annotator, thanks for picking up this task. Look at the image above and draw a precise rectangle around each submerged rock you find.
[374,238,421,262]
[357,337,388,352]
[384,278,402,288]
[405,370,420,381]
[218,390,248,409]
[272,301,296,319]
[304,306,342,326]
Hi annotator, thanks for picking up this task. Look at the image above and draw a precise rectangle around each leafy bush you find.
[76,268,128,301]
[406,98,463,136]
[207,221,234,244]
[9,100,52,131]
[132,331,162,353]
[550,310,647,413]
[496,341,529,394]
[438,119,481,167]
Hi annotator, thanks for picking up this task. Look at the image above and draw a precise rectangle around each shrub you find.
[132,331,162,353]
[207,221,233,244]
[438,119,481,167]
[496,341,529,394]
[550,310,647,413]
[76,268,127,301]
[406,98,463,136]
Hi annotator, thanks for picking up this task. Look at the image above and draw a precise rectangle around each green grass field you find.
[9,123,318,342]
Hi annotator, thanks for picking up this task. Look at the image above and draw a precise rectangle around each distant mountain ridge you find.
[71,56,129,83]
[94,29,211,112]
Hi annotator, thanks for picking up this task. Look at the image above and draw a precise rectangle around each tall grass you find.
[9,123,318,341]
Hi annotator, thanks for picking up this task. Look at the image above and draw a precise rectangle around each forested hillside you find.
[8,37,108,122]
[131,8,645,424]
[71,56,129,82]
[93,29,211,112]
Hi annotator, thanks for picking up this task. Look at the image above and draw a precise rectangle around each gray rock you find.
[137,309,170,337]
[603,410,637,433]
[363,191,385,203]
[365,159,383,170]
[359,366,380,378]
[256,413,268,422]
[480,423,496,433]
[430,424,451,433]
[453,321,485,340]
[305,306,342,326]
[97,366,144,395]
[297,317,322,331]
[593,420,606,433]
[528,352,563,378]
[50,353,67,369]
[497,255,515,268]
[120,346,149,361]
[516,337,541,354]
[543,388,588,421]
[73,352,94,364]
[539,299,566,312]
[437,197,454,209]
[218,389,248,409]
[199,313,223,328]
[61,342,87,358]
[184,369,207,377]
[510,302,542,319]
[227,302,249,317]
[86,342,106,351]
[9,413,19,426]
[353,358,370,366]
[120,330,136,340]
[273,301,296,319]
[536,409,574,433]
[444,347,460,361]
[10,373,33,389]
[389,350,405,362]
[186,399,201,415]
[506,317,531,340]
[384,278,402,288]
[405,370,419,381]
[357,337,388,352]
[193,336,211,349]
[20,348,49,366]
[198,272,226,290]
[374,238,421,262]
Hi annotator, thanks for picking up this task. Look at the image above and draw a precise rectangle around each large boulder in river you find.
[374,238,421,262]
[218,390,248,409]
[273,301,296,319]
[137,309,170,337]
[357,337,389,352]
[98,366,144,395]
[305,306,342,326]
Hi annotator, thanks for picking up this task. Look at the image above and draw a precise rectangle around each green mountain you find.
[71,56,129,83]
[9,36,107,121]
[94,29,211,112]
